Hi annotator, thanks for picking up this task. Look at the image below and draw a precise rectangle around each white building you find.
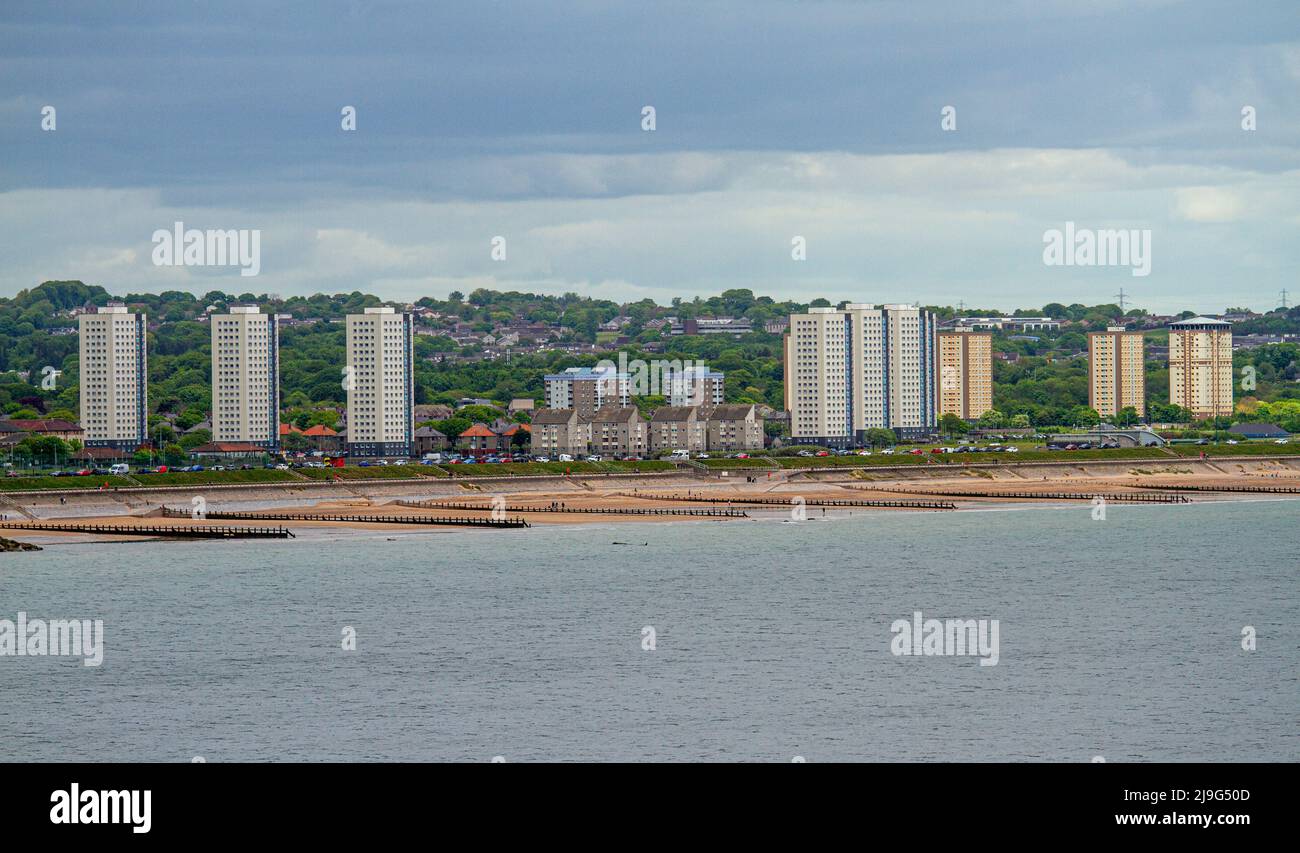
[784,303,938,444]
[345,307,414,457]
[211,306,280,449]
[543,366,629,418]
[78,304,148,449]
[665,365,725,407]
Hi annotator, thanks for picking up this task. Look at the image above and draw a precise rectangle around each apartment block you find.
[664,365,725,407]
[345,307,414,456]
[78,304,148,449]
[589,406,646,457]
[784,304,938,445]
[543,366,629,418]
[1088,326,1146,419]
[529,408,590,457]
[936,330,993,420]
[648,406,707,454]
[700,403,765,452]
[211,306,280,449]
[1168,317,1233,419]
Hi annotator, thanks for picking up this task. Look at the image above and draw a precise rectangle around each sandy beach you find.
[3,455,1297,545]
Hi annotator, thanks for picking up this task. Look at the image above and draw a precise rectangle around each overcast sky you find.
[1,0,1297,313]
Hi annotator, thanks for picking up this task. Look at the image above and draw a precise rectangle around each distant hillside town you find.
[0,280,1295,465]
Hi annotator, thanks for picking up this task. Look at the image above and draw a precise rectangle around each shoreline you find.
[3,455,1297,544]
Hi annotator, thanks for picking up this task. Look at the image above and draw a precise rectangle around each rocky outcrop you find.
[0,536,41,552]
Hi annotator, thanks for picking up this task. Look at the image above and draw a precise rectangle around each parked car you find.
[585,455,602,462]
[1274,438,1289,445]
[797,450,814,457]
[880,448,896,455]
[109,463,130,475]
[558,454,574,462]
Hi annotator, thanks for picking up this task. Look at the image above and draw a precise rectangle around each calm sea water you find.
[1,500,1295,762]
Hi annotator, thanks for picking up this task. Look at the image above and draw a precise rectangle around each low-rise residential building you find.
[5,419,86,441]
[413,425,448,455]
[648,406,707,454]
[71,446,132,465]
[301,423,342,453]
[457,423,499,457]
[507,398,536,415]
[529,408,589,457]
[495,422,531,453]
[589,406,647,457]
[700,404,765,452]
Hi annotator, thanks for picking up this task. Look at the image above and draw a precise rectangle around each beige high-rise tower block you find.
[1088,326,1145,419]
[1168,317,1233,419]
[78,303,148,449]
[936,331,993,420]
[211,306,280,448]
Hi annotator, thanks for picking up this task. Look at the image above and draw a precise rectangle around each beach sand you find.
[4,456,1297,544]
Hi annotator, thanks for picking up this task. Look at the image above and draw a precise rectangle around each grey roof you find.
[590,406,640,423]
[413,426,446,438]
[530,408,577,425]
[650,406,697,423]
[1227,422,1288,436]
[702,404,756,421]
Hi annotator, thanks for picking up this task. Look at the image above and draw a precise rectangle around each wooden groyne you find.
[395,499,748,518]
[612,492,956,510]
[854,487,1192,503]
[161,507,531,529]
[1123,483,1300,495]
[0,521,295,539]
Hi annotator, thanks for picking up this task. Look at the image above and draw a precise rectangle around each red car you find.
[816,450,830,457]
[909,449,924,455]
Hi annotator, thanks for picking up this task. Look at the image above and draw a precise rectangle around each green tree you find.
[939,413,967,438]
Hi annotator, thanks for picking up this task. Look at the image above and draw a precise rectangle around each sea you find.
[1,499,1295,762]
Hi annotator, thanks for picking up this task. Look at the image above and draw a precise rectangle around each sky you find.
[1,0,1297,314]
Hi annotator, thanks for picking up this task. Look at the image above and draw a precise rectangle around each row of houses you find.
[531,404,765,457]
